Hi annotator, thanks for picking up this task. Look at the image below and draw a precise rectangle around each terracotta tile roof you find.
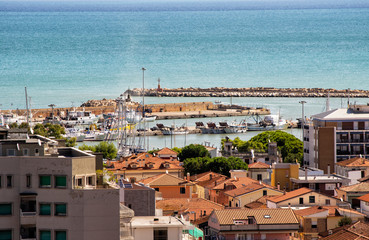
[320,221,369,240]
[139,173,190,186]
[157,147,178,156]
[248,161,271,169]
[244,202,268,209]
[224,183,266,197]
[212,208,299,225]
[358,175,369,183]
[267,188,313,203]
[106,152,183,171]
[357,193,369,202]
[294,206,328,217]
[336,157,369,167]
[212,177,259,190]
[156,198,224,221]
[338,182,369,193]
[190,171,226,182]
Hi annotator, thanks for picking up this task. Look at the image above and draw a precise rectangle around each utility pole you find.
[25,87,29,125]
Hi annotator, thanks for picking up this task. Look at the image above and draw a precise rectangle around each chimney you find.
[277,182,280,191]
[305,167,307,180]
[187,172,190,181]
[327,164,330,177]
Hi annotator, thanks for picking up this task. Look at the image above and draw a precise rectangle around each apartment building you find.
[0,138,121,240]
[304,104,369,173]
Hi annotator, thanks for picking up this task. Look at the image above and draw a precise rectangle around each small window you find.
[325,199,330,205]
[87,176,94,186]
[76,178,83,187]
[55,203,67,216]
[55,230,67,240]
[26,175,32,188]
[257,174,262,181]
[40,230,51,240]
[7,149,15,156]
[6,175,12,188]
[154,229,167,240]
[263,190,267,196]
[362,171,366,178]
[55,176,67,188]
[23,148,29,156]
[39,175,51,188]
[0,230,12,240]
[309,196,315,203]
[180,187,186,194]
[39,203,51,216]
[299,197,304,205]
[0,203,12,215]
[35,149,39,154]
[312,224,317,229]
[154,188,159,191]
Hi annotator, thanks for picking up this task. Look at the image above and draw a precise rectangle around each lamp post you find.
[48,104,56,124]
[142,67,146,151]
[299,101,306,165]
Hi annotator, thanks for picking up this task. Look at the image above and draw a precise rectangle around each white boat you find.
[141,115,157,122]
[247,114,288,131]
[63,128,86,142]
[60,109,99,126]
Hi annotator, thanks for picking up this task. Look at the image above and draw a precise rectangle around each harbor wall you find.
[127,87,369,98]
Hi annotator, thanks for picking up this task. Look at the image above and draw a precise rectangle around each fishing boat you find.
[247,114,288,131]
[60,109,99,126]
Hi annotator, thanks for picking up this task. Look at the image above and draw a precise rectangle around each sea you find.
[1,0,369,149]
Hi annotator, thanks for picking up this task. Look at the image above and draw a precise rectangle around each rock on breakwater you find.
[127,87,369,98]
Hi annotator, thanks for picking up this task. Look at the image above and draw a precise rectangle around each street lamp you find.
[299,100,306,165]
[48,104,56,124]
[142,67,146,151]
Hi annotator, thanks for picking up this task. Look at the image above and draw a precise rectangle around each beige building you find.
[305,105,369,174]
[0,138,121,240]
[336,157,369,185]
[266,187,349,209]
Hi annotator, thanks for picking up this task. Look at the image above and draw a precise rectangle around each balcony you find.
[20,225,36,240]
[20,195,37,225]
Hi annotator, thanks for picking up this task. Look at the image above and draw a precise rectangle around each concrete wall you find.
[318,127,335,174]
[122,188,155,216]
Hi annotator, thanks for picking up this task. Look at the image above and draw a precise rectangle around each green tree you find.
[33,123,65,139]
[183,156,247,176]
[79,142,117,160]
[338,216,352,227]
[178,144,210,161]
[9,122,18,129]
[65,137,77,147]
[172,147,182,155]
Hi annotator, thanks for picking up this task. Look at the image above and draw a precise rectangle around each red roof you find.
[157,147,178,156]
[357,193,369,203]
[248,161,271,169]
[268,188,313,203]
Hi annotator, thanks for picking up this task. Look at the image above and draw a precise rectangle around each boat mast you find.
[142,67,146,151]
[25,87,29,125]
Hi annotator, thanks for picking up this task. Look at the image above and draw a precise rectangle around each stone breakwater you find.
[127,87,369,98]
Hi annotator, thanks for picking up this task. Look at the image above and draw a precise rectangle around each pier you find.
[127,87,369,98]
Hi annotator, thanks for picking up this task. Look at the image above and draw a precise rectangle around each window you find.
[6,175,12,188]
[39,175,51,188]
[154,229,168,240]
[312,224,317,229]
[39,203,51,216]
[35,148,39,155]
[180,187,186,194]
[309,196,315,203]
[0,203,12,215]
[40,230,51,240]
[362,171,366,178]
[76,178,83,187]
[257,174,262,181]
[87,176,94,186]
[55,176,67,188]
[7,149,15,156]
[263,190,267,196]
[26,175,31,188]
[154,188,159,191]
[23,148,29,156]
[0,230,12,240]
[55,230,67,240]
[325,199,331,205]
[55,203,67,216]
[299,198,304,205]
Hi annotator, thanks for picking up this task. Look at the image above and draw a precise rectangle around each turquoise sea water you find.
[1,2,369,111]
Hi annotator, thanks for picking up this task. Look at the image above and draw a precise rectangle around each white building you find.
[0,141,121,240]
[130,216,194,240]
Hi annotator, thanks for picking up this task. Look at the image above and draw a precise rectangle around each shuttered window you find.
[55,231,66,240]
[0,230,12,240]
[40,230,51,240]
[39,176,51,188]
[55,176,67,188]
[55,204,67,216]
[39,203,51,215]
[0,203,12,215]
